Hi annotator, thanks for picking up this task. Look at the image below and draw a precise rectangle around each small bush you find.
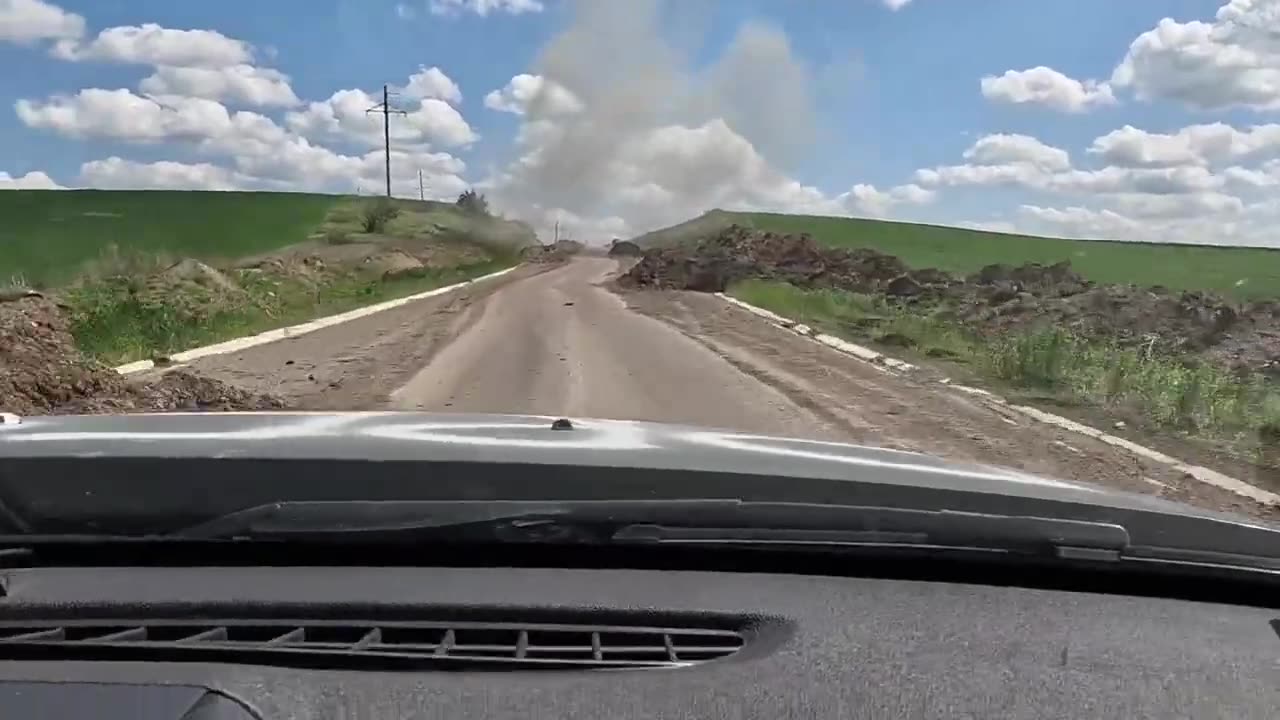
[361,200,399,233]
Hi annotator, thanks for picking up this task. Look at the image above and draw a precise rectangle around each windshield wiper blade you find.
[166,500,1131,557]
[612,509,1130,559]
[169,499,745,542]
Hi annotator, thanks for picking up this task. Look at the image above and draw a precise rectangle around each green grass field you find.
[637,210,1280,300]
[0,190,538,288]
[1,190,343,287]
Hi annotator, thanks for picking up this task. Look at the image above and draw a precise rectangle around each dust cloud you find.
[486,0,830,242]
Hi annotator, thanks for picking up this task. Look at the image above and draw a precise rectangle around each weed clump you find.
[361,199,400,233]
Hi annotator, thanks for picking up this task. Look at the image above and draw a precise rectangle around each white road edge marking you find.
[114,266,519,376]
[715,292,1280,507]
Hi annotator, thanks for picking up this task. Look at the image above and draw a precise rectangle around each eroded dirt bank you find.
[0,292,283,415]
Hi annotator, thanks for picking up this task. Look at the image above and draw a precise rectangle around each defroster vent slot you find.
[0,618,748,671]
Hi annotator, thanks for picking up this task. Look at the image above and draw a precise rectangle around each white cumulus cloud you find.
[52,23,252,67]
[0,169,62,189]
[285,87,477,149]
[0,0,83,44]
[16,89,235,142]
[484,74,583,116]
[401,66,462,104]
[79,157,248,190]
[981,66,1116,113]
[1087,123,1280,167]
[962,133,1072,172]
[1111,0,1280,111]
[843,183,935,217]
[139,65,300,107]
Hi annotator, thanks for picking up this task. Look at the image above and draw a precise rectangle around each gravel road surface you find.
[181,257,1276,520]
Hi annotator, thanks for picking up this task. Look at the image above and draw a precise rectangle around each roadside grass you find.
[730,278,1280,465]
[320,197,537,256]
[637,210,1280,300]
[4,190,539,365]
[66,255,514,365]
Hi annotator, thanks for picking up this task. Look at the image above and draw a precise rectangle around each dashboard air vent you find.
[0,619,746,671]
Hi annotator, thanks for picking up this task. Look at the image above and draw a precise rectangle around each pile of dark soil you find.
[608,239,642,257]
[621,225,936,295]
[622,225,1280,375]
[0,293,286,416]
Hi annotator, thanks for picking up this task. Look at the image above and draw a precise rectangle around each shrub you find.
[361,199,399,233]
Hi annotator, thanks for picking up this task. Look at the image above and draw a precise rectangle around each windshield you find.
[1,0,1278,540]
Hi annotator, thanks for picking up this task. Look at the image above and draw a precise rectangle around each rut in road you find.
[180,257,1276,521]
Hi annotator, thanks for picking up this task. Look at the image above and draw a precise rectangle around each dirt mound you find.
[522,240,584,264]
[621,225,1280,375]
[608,239,642,257]
[967,261,1091,299]
[0,294,285,416]
[361,250,425,280]
[962,284,1263,363]
[620,224,933,294]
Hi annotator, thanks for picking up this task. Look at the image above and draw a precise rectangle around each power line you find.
[366,84,408,198]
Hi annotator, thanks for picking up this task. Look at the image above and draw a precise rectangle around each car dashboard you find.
[0,561,1276,720]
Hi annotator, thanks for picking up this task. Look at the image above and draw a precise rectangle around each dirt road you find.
[181,257,1275,519]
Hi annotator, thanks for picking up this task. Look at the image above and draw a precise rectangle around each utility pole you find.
[366,84,407,197]
[418,169,424,201]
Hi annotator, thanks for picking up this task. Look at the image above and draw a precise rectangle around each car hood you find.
[0,410,1264,529]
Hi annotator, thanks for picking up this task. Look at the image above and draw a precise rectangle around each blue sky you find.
[2,0,1279,246]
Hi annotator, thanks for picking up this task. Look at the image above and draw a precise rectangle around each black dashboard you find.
[0,562,1276,719]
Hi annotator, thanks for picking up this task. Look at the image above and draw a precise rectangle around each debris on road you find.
[0,293,286,416]
[621,225,1280,376]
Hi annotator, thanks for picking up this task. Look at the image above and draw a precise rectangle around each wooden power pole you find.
[366,84,407,197]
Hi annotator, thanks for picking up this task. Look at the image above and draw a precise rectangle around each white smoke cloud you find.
[482,0,846,242]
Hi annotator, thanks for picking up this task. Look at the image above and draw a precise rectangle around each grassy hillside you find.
[636,210,1280,300]
[1,190,537,288]
[1,191,340,287]
[0,189,539,364]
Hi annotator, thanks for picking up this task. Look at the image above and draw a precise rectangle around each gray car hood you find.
[0,410,1264,527]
